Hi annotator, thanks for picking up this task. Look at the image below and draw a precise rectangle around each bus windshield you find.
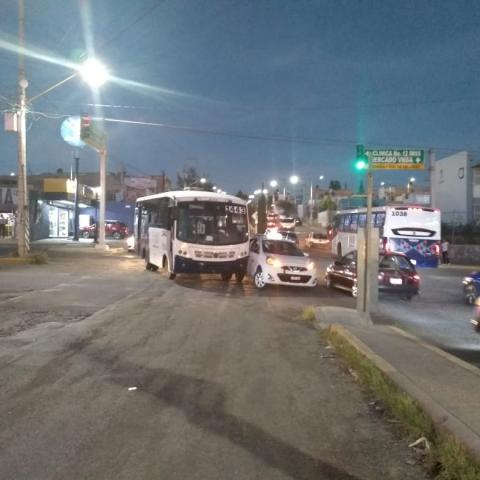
[177,201,249,245]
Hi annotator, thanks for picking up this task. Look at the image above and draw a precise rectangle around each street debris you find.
[348,367,359,381]
[408,436,431,454]
[319,353,336,359]
[128,387,137,391]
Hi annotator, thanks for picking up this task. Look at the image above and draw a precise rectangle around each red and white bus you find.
[329,205,441,267]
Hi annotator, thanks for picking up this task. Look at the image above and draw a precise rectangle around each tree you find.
[176,166,213,191]
[329,180,341,190]
[320,194,337,224]
[257,193,267,234]
[235,190,249,201]
[357,180,365,195]
[275,199,296,216]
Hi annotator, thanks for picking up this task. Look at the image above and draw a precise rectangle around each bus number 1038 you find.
[391,211,407,216]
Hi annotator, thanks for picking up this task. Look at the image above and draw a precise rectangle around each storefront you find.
[0,183,17,238]
[32,178,97,240]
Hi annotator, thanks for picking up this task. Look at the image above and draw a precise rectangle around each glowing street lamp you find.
[15,50,110,256]
[79,58,109,88]
[319,175,324,181]
[270,179,278,188]
[289,175,299,185]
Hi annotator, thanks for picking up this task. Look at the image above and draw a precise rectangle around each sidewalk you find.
[321,319,480,464]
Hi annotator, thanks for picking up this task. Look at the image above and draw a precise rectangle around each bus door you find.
[147,198,173,268]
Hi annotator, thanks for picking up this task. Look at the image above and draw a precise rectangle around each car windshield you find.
[177,201,249,245]
[380,255,414,271]
[262,240,304,256]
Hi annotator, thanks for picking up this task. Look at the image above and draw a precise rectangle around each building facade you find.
[431,151,476,225]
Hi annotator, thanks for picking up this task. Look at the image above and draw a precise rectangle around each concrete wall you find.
[433,151,472,224]
[449,244,480,265]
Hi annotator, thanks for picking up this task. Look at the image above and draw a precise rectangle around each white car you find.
[247,235,317,289]
[305,232,329,248]
[278,217,296,231]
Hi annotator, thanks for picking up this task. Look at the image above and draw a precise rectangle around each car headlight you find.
[307,261,315,271]
[463,277,473,284]
[266,256,281,268]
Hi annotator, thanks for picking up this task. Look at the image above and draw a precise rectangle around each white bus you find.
[329,205,441,267]
[134,190,250,281]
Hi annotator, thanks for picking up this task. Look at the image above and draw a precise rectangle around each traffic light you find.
[80,115,91,140]
[355,144,368,171]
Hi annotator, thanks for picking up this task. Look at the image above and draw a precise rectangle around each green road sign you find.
[80,116,106,152]
[365,149,424,170]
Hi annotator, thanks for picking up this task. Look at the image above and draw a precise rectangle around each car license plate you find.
[390,278,402,285]
[290,275,301,281]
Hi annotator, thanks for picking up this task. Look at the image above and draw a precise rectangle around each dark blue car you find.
[462,272,480,304]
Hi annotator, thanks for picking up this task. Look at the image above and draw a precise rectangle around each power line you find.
[97,0,166,53]
[29,109,480,156]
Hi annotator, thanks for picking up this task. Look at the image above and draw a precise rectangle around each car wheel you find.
[168,272,176,280]
[112,232,121,240]
[464,284,477,305]
[235,271,245,283]
[254,269,266,289]
[221,272,232,282]
[82,231,90,239]
[325,274,333,288]
[404,295,413,301]
[337,243,342,258]
[351,281,358,298]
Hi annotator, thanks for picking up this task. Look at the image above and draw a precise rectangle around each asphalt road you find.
[0,244,426,480]
[304,245,480,367]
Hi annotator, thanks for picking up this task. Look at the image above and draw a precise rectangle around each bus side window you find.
[343,214,351,231]
[375,212,385,227]
[350,214,358,233]
[358,213,366,228]
[333,215,341,231]
[157,198,170,229]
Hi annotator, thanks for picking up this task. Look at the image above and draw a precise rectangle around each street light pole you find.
[98,148,107,247]
[16,0,29,257]
[73,151,80,241]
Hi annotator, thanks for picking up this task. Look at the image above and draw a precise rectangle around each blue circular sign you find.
[60,116,85,148]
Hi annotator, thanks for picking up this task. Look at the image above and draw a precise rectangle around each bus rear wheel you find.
[145,251,158,272]
[221,272,232,282]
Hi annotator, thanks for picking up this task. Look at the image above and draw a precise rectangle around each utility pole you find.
[429,149,436,208]
[309,183,314,224]
[98,148,107,247]
[355,145,378,314]
[16,0,29,257]
[73,151,80,241]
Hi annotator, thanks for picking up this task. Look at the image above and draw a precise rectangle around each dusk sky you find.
[1,0,480,194]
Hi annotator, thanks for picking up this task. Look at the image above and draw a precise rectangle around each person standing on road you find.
[441,239,450,264]
[0,214,6,238]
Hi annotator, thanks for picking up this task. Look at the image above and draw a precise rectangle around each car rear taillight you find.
[413,274,421,283]
[382,237,391,252]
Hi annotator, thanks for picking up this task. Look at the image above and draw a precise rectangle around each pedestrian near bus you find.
[441,239,450,264]
[0,214,6,238]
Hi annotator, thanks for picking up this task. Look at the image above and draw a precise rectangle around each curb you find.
[0,257,28,266]
[326,323,480,466]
